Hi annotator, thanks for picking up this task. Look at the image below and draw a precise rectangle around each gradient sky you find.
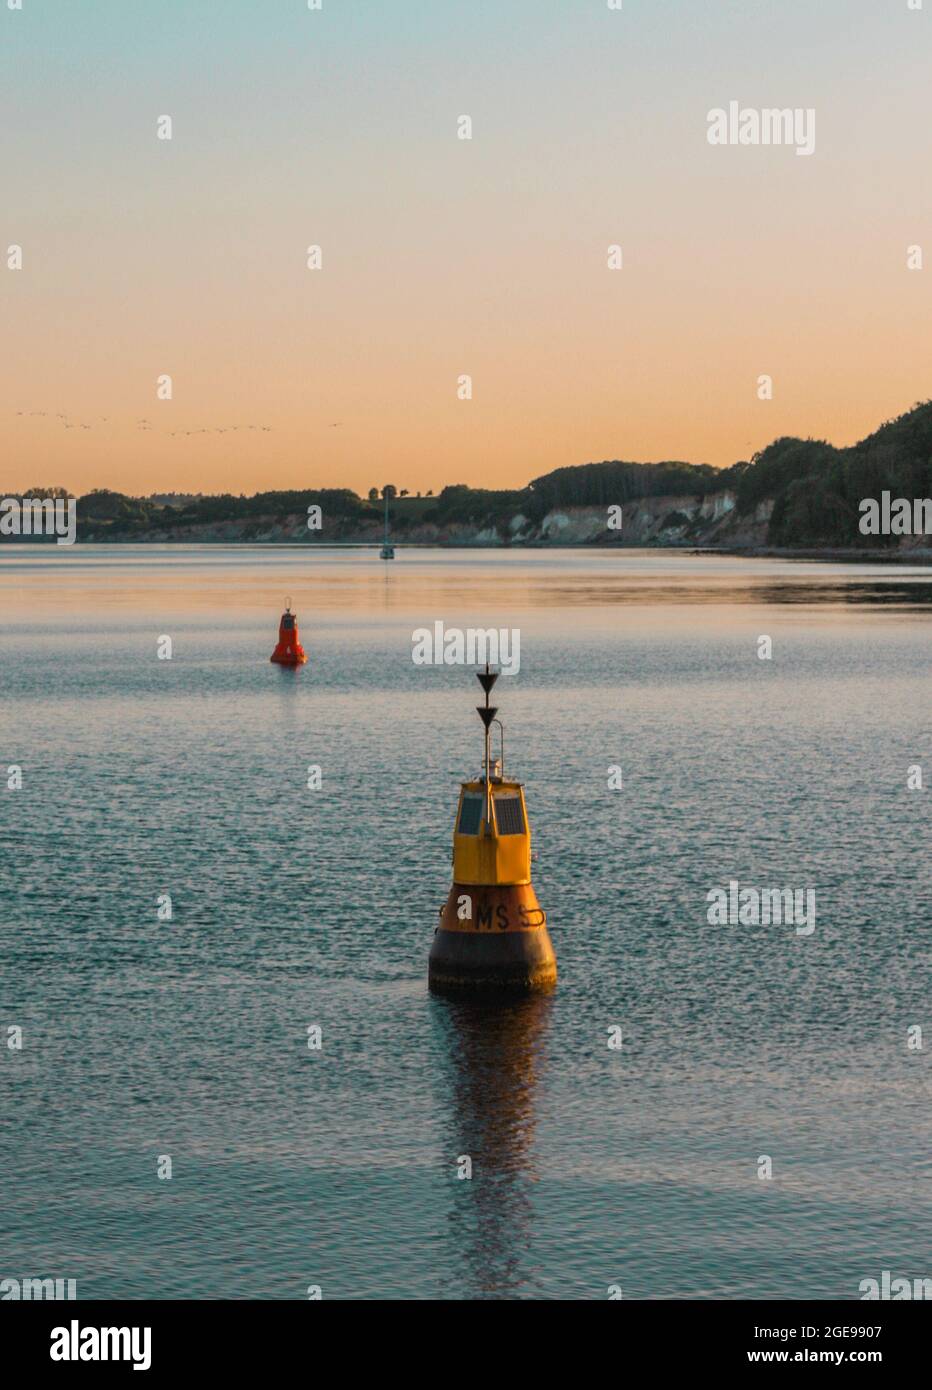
[3,0,931,497]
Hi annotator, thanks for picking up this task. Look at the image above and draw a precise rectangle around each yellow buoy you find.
[428,665,557,994]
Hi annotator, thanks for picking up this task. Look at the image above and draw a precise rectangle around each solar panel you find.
[494,796,524,835]
[458,795,483,835]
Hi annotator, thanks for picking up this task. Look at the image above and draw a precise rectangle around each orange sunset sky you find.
[3,0,931,498]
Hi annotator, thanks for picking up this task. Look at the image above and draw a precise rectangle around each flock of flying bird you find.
[14,410,274,437]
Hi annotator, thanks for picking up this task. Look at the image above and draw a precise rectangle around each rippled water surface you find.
[1,547,929,1299]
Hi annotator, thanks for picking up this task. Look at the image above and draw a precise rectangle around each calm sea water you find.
[1,547,929,1300]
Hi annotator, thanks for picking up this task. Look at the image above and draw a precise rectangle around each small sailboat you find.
[380,491,395,560]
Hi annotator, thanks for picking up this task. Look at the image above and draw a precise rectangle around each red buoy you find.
[270,598,307,666]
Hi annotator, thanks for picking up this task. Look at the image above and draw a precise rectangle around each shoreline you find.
[3,539,932,565]
[692,545,932,565]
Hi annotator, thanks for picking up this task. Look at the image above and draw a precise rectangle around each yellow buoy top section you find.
[452,776,531,886]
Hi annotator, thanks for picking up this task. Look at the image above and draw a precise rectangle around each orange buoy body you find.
[432,878,556,993]
[270,603,307,665]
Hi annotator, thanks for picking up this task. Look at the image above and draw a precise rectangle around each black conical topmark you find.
[477,670,499,695]
[477,705,498,729]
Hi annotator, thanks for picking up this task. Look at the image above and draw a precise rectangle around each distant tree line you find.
[738,402,932,546]
[9,400,932,547]
[525,459,739,515]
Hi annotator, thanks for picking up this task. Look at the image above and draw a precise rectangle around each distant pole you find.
[476,663,499,830]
